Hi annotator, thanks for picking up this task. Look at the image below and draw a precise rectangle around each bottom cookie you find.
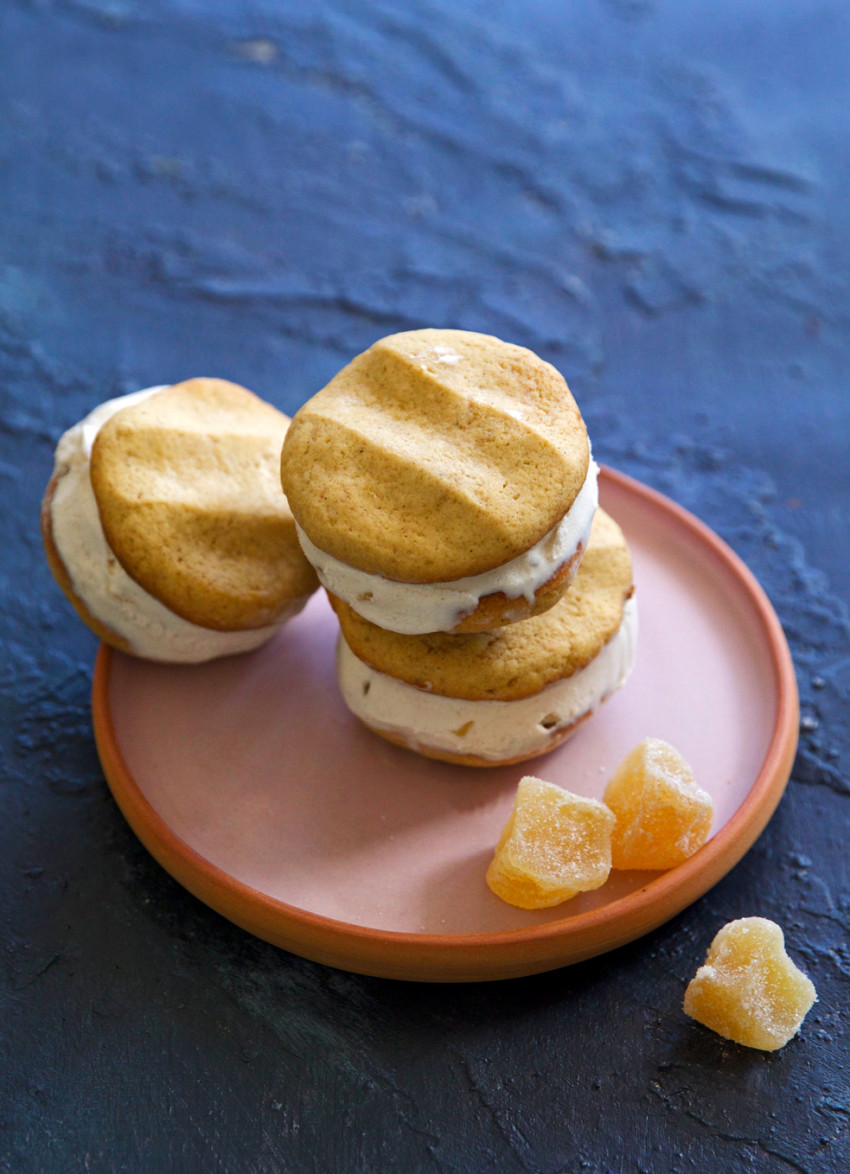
[357,710,593,768]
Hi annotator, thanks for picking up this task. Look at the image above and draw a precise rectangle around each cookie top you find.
[331,509,634,701]
[89,378,318,631]
[281,329,589,583]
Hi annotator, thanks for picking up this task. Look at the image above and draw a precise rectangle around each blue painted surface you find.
[1,1,848,1170]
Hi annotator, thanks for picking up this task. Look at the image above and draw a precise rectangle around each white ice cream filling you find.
[297,458,600,635]
[336,595,638,762]
[49,387,305,663]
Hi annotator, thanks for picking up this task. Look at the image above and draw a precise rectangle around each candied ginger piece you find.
[604,737,713,870]
[486,777,615,909]
[684,918,817,1051]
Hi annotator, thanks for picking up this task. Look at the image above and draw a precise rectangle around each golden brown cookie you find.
[90,378,317,631]
[282,329,597,634]
[333,510,636,766]
[42,380,319,663]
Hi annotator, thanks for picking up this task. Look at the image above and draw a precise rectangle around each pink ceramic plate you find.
[93,469,798,982]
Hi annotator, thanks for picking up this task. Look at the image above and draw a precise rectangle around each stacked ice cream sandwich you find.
[282,328,637,765]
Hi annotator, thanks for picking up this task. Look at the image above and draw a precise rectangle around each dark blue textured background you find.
[2,2,848,1170]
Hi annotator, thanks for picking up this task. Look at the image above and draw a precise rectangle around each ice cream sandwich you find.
[281,329,598,635]
[331,509,636,766]
[42,378,318,662]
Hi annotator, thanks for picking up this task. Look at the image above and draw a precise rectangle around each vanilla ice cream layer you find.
[49,387,303,663]
[336,595,637,762]
[298,458,599,635]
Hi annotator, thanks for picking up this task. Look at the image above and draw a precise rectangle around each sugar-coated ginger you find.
[486,777,615,909]
[684,917,817,1051]
[604,737,713,870]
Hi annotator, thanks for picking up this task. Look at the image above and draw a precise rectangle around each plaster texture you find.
[1,1,848,1171]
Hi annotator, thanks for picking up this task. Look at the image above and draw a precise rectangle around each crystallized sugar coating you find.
[281,329,590,583]
[330,509,633,701]
[684,918,817,1051]
[486,777,616,908]
[604,737,713,870]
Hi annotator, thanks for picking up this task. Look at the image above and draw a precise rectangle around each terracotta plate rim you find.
[91,467,799,982]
